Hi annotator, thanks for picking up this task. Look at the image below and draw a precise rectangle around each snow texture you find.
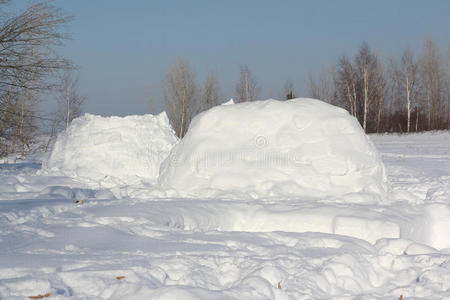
[42,112,178,188]
[159,98,388,200]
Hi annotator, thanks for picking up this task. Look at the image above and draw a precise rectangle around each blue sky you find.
[11,0,450,116]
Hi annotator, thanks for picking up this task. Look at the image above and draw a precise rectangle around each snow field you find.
[1,99,450,299]
[1,195,449,299]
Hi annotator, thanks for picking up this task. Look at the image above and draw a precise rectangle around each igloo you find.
[158,98,388,199]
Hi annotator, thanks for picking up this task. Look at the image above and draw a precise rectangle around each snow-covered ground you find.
[1,116,449,297]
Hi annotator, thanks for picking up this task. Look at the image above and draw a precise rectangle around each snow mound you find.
[222,99,235,105]
[43,113,178,187]
[159,98,388,199]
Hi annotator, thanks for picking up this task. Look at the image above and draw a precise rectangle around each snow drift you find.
[43,113,178,187]
[159,98,388,199]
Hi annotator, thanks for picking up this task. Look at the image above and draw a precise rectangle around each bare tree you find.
[333,44,384,132]
[375,60,386,133]
[446,44,450,129]
[0,1,72,93]
[419,38,445,130]
[146,85,157,115]
[355,43,374,132]
[235,65,259,102]
[0,1,72,156]
[161,59,198,138]
[44,71,85,150]
[307,67,336,104]
[336,56,358,117]
[283,80,295,100]
[308,72,320,100]
[57,71,86,129]
[6,86,38,156]
[394,49,419,132]
[201,71,221,111]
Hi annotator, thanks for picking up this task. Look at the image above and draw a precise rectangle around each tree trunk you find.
[406,75,411,133]
[244,73,249,102]
[65,83,71,129]
[377,86,384,133]
[415,107,419,132]
[363,67,369,132]
[427,90,432,130]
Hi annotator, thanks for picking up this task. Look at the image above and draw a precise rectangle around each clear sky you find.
[11,0,450,116]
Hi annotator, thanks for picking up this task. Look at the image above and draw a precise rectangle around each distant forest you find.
[160,38,449,138]
[306,39,449,134]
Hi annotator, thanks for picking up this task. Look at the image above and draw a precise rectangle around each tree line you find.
[308,39,449,133]
[162,38,449,138]
[158,61,263,138]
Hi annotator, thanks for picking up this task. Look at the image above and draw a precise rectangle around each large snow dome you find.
[43,112,178,187]
[159,98,388,199]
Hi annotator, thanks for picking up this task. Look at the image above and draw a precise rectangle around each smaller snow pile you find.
[222,98,235,105]
[43,113,178,187]
[159,98,388,200]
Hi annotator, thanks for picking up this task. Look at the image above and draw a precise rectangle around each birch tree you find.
[354,43,382,132]
[419,38,444,130]
[375,61,386,133]
[201,71,221,111]
[57,71,86,129]
[355,44,371,132]
[446,45,450,129]
[336,56,358,117]
[235,65,259,102]
[161,59,198,138]
[397,49,419,132]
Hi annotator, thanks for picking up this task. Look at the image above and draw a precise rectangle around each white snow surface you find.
[221,98,235,105]
[42,112,178,188]
[159,98,388,200]
[1,104,450,298]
